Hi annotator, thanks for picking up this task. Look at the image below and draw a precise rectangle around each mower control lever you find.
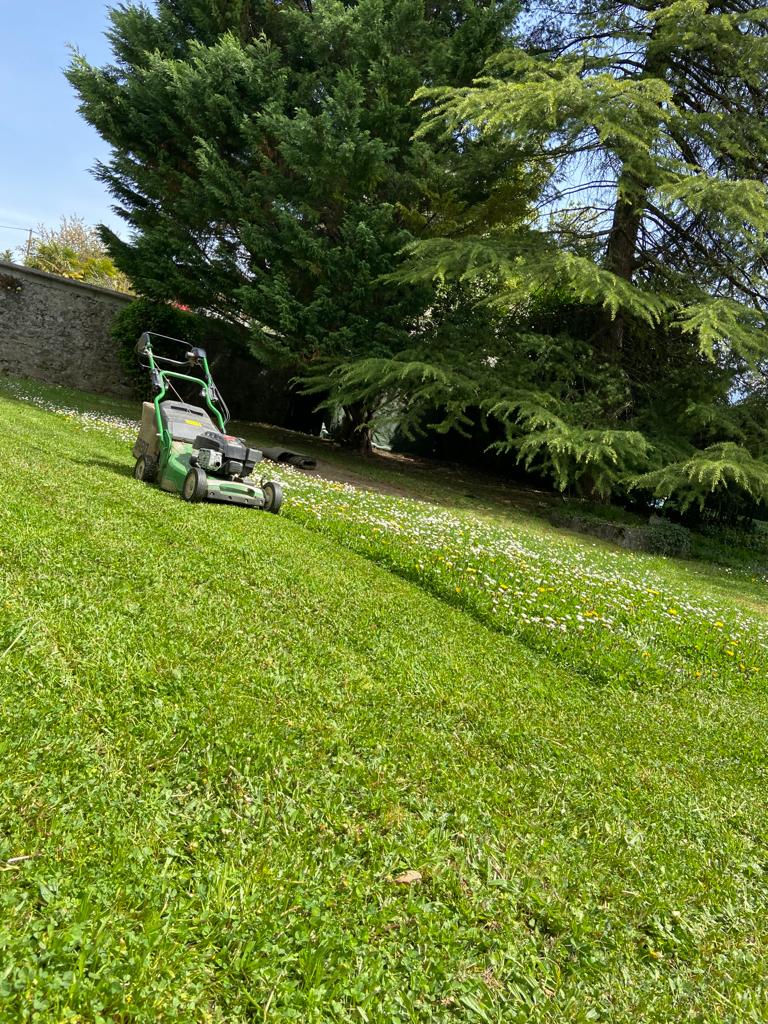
[186,347,207,366]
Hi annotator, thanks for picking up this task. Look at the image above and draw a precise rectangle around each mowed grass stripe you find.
[1,397,768,1022]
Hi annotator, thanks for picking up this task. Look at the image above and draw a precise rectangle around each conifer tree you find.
[412,0,768,361]
[328,0,768,507]
[67,0,519,448]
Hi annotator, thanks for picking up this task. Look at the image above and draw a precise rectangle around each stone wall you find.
[0,260,309,427]
[0,260,133,395]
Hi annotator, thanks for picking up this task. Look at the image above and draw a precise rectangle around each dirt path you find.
[234,419,558,516]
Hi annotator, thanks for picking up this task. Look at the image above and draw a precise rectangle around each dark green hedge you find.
[111,298,203,397]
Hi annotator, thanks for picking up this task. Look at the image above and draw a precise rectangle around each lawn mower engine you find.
[192,431,262,480]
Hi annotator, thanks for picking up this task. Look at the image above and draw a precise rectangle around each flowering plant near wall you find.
[0,273,22,294]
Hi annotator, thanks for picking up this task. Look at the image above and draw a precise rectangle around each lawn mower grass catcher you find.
[131,331,283,512]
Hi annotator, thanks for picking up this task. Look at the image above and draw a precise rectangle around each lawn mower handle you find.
[137,331,230,434]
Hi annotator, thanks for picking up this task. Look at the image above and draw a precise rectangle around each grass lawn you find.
[1,379,768,1022]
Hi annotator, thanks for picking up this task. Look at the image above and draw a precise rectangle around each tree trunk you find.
[603,189,644,360]
[601,26,665,364]
[338,402,373,455]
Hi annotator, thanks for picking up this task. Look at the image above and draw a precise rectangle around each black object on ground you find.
[262,447,317,470]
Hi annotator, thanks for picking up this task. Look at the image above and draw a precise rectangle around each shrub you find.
[111,298,202,396]
[627,519,692,558]
[551,511,692,558]
[698,521,768,555]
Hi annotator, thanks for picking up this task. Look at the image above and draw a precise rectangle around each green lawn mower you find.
[131,331,283,512]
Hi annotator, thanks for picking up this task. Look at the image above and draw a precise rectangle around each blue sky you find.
[0,1,125,257]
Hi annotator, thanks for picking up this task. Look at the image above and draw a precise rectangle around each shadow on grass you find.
[71,456,135,480]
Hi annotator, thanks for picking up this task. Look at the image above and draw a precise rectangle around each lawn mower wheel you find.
[262,480,283,514]
[134,455,158,483]
[182,466,208,503]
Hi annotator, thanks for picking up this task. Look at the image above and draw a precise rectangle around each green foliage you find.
[67,0,768,500]
[641,519,693,558]
[25,216,132,292]
[675,299,767,363]
[633,443,768,516]
[508,421,651,498]
[67,0,520,389]
[694,521,768,566]
[111,297,202,395]
[558,499,646,527]
[311,299,653,497]
[549,509,693,557]
[0,273,22,294]
[328,0,768,503]
[412,3,768,341]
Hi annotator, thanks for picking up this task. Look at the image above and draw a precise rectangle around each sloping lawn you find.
[1,385,768,1022]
